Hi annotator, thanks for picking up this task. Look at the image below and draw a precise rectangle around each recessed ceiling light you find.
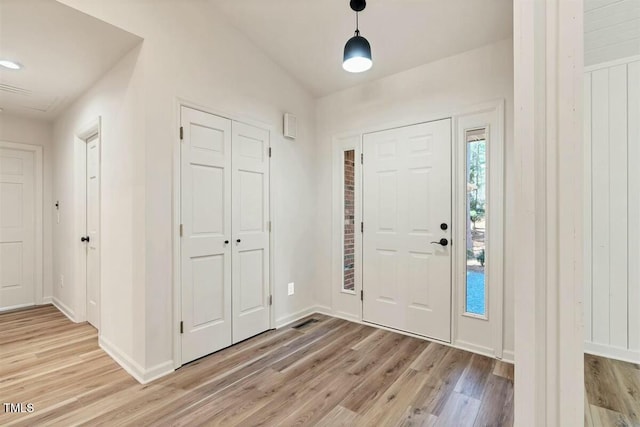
[0,60,22,70]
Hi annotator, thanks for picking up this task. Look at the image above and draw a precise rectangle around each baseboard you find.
[41,296,53,304]
[309,307,512,364]
[52,297,76,322]
[455,339,501,361]
[315,306,360,323]
[275,306,324,328]
[584,341,640,364]
[99,335,175,384]
[0,303,35,313]
[502,349,515,364]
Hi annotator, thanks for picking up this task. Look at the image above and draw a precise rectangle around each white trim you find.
[52,296,76,322]
[584,342,640,365]
[73,117,101,326]
[275,306,320,329]
[172,99,274,368]
[584,54,640,72]
[99,336,174,384]
[0,141,44,307]
[513,0,584,424]
[0,303,35,313]
[41,296,52,304]
[453,101,505,359]
[315,307,511,363]
[331,135,362,319]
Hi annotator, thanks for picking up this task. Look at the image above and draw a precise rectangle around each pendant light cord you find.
[355,11,360,36]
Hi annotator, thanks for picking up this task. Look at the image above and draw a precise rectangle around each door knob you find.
[236,239,241,243]
[224,240,229,244]
[81,236,90,243]
[430,238,448,247]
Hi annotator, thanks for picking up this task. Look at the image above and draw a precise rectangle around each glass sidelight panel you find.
[465,129,487,316]
[343,150,355,292]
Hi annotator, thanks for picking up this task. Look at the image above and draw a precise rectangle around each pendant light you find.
[343,0,372,73]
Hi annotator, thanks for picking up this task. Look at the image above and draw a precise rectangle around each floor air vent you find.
[292,318,319,329]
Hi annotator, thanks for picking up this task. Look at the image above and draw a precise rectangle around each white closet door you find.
[362,119,452,342]
[231,121,270,343]
[0,148,35,310]
[86,135,100,328]
[181,107,232,363]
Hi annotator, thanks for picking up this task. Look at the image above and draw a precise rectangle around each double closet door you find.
[180,106,271,364]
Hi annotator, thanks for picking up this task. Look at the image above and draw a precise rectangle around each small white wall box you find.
[284,113,297,140]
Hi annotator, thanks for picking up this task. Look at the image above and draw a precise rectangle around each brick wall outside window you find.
[344,150,355,291]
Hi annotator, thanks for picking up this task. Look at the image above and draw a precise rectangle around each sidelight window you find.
[465,129,487,316]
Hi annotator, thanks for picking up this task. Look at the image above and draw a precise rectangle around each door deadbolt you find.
[440,223,448,231]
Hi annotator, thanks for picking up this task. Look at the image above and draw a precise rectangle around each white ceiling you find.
[211,0,513,97]
[0,0,142,121]
[585,0,640,66]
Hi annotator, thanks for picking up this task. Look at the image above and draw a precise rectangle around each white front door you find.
[231,121,270,343]
[85,134,100,329]
[0,147,35,310]
[181,107,233,363]
[362,119,452,342]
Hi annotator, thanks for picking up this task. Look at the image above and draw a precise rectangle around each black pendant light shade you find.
[343,31,372,73]
[343,0,372,73]
[350,0,366,12]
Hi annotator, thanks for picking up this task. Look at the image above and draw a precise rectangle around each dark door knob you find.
[81,236,90,242]
[224,240,229,244]
[236,239,241,243]
[430,238,448,247]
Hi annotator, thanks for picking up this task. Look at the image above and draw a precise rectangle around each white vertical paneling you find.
[584,72,593,342]
[608,64,628,348]
[591,68,611,344]
[629,61,640,352]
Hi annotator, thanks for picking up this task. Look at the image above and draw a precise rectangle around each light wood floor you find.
[584,353,640,426]
[0,305,513,426]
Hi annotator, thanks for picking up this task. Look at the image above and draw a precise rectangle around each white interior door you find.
[0,147,35,310]
[85,134,100,329]
[181,107,233,363]
[362,119,452,342]
[232,121,270,343]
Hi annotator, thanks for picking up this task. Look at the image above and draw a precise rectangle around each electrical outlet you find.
[287,282,295,296]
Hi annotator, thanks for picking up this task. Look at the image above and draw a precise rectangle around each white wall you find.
[314,38,515,358]
[584,58,640,363]
[0,113,53,301]
[52,45,146,366]
[57,0,318,380]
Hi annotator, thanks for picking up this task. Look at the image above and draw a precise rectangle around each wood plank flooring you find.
[584,353,640,426]
[0,305,515,426]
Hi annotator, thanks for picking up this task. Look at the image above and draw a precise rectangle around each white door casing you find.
[231,121,270,344]
[85,134,100,329]
[362,119,452,342]
[0,147,35,310]
[181,107,233,363]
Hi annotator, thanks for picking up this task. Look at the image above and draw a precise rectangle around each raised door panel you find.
[232,121,270,344]
[0,148,35,309]
[363,119,451,342]
[181,107,232,364]
[86,135,100,328]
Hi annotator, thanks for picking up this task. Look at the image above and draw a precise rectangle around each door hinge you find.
[269,295,273,306]
[180,321,184,334]
[180,224,183,237]
[360,153,363,164]
[180,126,184,141]
[361,222,364,233]
[360,290,364,301]
[268,147,272,157]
